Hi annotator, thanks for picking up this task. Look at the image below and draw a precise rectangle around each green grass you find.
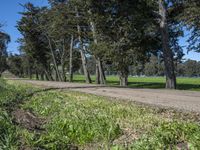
[1,79,200,149]
[73,75,200,91]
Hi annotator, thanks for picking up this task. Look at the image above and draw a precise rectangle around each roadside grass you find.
[1,79,200,149]
[73,75,200,91]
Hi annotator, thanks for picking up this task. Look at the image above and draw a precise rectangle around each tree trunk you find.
[61,39,66,82]
[44,68,54,81]
[76,8,92,84]
[159,0,176,89]
[47,35,62,82]
[80,50,92,83]
[95,60,100,84]
[28,67,32,79]
[69,35,74,82]
[98,59,106,84]
[45,73,49,81]
[36,70,39,80]
[40,73,44,81]
[89,17,106,84]
[119,74,128,86]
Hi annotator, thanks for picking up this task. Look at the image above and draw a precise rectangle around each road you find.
[13,79,200,113]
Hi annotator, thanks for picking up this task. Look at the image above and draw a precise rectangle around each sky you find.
[0,0,48,53]
[0,0,200,61]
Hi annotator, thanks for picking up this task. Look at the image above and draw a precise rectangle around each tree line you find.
[1,0,200,89]
[131,56,200,77]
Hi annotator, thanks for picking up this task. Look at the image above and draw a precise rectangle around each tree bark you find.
[80,49,92,83]
[36,70,39,80]
[28,66,32,79]
[47,35,62,82]
[44,68,54,81]
[119,74,128,86]
[159,0,176,89]
[98,59,106,84]
[69,35,74,82]
[40,73,44,81]
[95,60,100,84]
[89,17,106,84]
[61,39,66,82]
[76,8,92,84]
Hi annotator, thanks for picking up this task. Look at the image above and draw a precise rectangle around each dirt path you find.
[12,79,200,113]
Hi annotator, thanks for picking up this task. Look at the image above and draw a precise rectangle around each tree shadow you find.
[107,80,200,91]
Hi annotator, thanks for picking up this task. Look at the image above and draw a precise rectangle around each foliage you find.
[0,80,200,149]
[131,121,200,149]
[179,0,200,52]
[14,0,200,88]
[0,25,10,76]
[0,109,18,150]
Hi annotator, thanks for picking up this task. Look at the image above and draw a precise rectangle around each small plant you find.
[131,121,200,149]
[1,80,200,149]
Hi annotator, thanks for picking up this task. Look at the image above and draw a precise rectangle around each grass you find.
[73,75,200,91]
[1,78,200,149]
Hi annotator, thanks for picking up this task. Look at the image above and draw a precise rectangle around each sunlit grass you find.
[73,75,200,91]
[1,79,200,149]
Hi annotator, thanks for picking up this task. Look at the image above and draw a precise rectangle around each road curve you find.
[11,79,200,113]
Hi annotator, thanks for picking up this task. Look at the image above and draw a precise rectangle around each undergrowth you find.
[0,79,200,149]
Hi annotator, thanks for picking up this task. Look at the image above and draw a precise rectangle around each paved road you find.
[13,79,200,113]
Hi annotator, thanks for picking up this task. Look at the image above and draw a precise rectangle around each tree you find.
[158,0,176,89]
[179,0,200,52]
[150,0,184,89]
[183,59,199,77]
[17,3,56,81]
[7,54,24,77]
[0,24,10,77]
[144,55,164,76]
[88,0,159,86]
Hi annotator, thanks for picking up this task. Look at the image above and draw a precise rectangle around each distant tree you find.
[0,24,10,77]
[183,59,199,77]
[7,54,24,77]
[144,55,164,76]
[179,0,200,52]
[17,3,54,81]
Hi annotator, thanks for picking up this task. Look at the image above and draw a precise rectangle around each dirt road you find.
[13,79,200,113]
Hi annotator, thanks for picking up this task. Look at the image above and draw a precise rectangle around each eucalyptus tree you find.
[0,25,10,77]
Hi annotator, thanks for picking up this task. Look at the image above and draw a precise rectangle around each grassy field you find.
[1,78,200,149]
[73,75,200,91]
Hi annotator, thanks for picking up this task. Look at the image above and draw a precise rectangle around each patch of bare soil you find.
[112,128,138,148]
[176,141,189,150]
[11,109,45,131]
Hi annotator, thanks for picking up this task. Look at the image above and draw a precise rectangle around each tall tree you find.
[0,25,10,77]
[158,0,177,89]
[179,0,200,52]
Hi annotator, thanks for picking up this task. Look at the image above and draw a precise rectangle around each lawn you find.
[73,75,200,91]
[1,78,200,149]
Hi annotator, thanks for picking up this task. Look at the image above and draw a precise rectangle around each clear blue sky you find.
[0,0,48,54]
[0,0,200,61]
